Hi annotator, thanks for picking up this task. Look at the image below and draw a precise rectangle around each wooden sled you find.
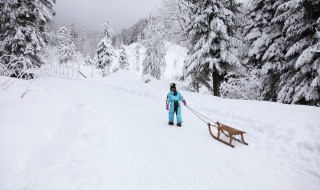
[208,122,248,148]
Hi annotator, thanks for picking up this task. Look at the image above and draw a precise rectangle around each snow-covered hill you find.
[1,71,320,190]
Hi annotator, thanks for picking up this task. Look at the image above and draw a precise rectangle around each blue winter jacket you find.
[166,91,185,106]
[166,91,185,123]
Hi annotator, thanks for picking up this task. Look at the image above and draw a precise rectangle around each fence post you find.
[92,64,94,78]
[77,64,80,78]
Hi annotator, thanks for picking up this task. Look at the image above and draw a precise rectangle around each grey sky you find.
[53,0,162,34]
[52,0,249,34]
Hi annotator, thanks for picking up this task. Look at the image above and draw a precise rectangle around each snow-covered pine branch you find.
[0,0,56,78]
[274,0,320,105]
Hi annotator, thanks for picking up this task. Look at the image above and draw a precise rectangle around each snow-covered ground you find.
[1,70,319,190]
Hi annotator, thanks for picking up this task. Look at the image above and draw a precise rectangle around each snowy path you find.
[1,73,320,190]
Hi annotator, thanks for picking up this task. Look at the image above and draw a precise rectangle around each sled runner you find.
[208,122,248,148]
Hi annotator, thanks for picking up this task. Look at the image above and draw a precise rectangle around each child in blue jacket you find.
[166,83,187,127]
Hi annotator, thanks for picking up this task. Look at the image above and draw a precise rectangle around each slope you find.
[0,71,319,190]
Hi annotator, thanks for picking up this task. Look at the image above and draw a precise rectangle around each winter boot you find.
[177,123,182,127]
[168,122,174,125]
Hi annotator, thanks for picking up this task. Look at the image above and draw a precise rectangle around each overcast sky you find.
[53,0,162,34]
[52,0,249,34]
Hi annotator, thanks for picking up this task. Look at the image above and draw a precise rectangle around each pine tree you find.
[57,27,75,64]
[85,56,93,65]
[0,0,55,77]
[142,20,166,79]
[274,0,320,105]
[96,20,115,77]
[78,26,87,55]
[183,0,242,96]
[135,44,141,72]
[119,46,129,70]
[69,23,78,46]
[243,0,285,101]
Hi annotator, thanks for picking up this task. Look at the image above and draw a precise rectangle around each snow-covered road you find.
[1,71,319,190]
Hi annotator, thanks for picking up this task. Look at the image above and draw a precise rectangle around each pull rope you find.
[185,105,217,127]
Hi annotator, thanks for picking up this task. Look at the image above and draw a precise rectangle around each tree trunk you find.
[212,70,222,97]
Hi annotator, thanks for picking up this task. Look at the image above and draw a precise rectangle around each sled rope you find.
[185,105,217,126]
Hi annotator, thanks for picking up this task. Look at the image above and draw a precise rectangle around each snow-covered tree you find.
[96,20,115,77]
[182,0,242,96]
[113,18,150,47]
[85,56,93,65]
[243,0,285,101]
[135,44,141,72]
[158,0,190,45]
[274,0,320,105]
[57,27,75,64]
[119,46,129,70]
[244,0,282,68]
[78,26,87,55]
[39,29,59,65]
[142,20,166,79]
[0,0,55,77]
[86,32,100,57]
[69,23,78,46]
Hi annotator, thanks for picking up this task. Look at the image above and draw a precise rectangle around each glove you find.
[166,104,169,110]
[183,101,187,106]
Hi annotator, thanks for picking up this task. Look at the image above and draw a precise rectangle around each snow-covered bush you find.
[0,63,10,76]
[220,68,262,100]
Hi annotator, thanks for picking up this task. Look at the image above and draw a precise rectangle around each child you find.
[166,83,187,127]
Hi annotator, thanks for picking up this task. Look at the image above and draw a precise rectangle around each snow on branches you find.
[96,20,115,77]
[142,20,166,79]
[183,0,242,96]
[0,0,55,77]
